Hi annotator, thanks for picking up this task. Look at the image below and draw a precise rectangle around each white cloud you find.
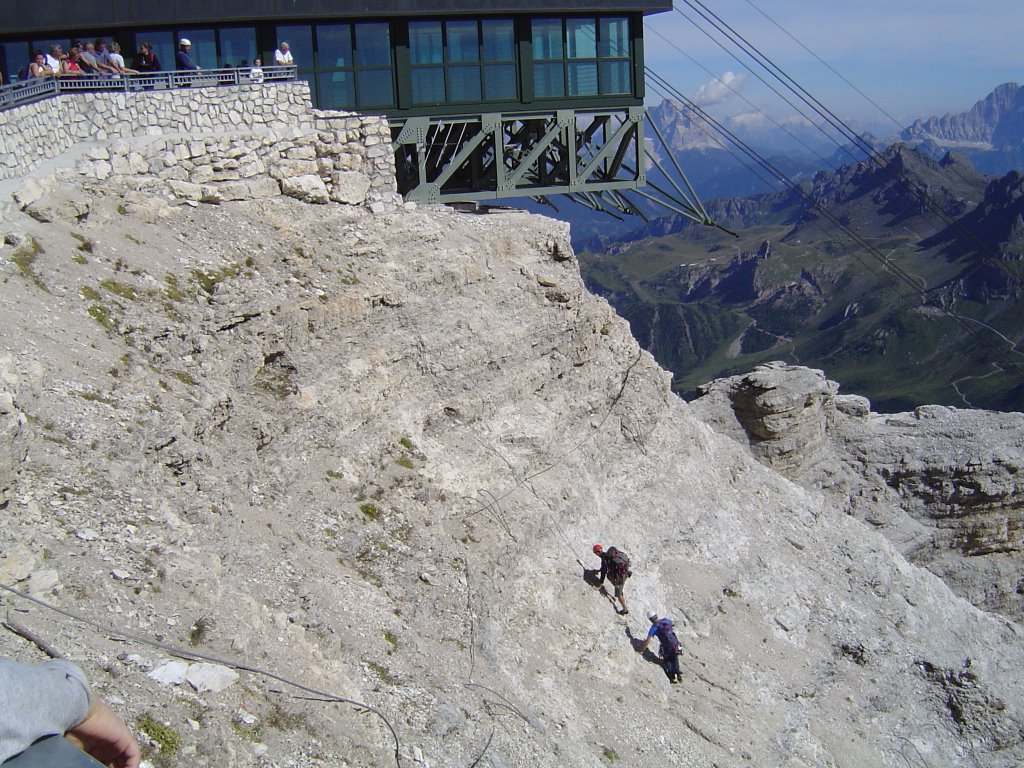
[727,111,768,128]
[694,71,747,106]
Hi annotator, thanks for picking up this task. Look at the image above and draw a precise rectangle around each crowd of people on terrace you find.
[6,38,295,85]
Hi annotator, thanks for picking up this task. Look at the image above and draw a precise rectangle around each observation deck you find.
[2,2,688,211]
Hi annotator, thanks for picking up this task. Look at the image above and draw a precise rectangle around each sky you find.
[643,0,1023,134]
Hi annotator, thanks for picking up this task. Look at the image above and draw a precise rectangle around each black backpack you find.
[17,63,31,81]
[655,618,681,654]
[607,547,630,580]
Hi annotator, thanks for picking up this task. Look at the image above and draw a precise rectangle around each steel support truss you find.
[391,107,646,205]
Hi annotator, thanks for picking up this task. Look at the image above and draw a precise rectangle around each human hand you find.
[65,697,141,768]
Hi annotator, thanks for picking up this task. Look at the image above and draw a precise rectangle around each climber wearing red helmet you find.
[592,543,631,615]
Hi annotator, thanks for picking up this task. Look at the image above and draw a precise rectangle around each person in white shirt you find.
[107,42,138,74]
[273,41,293,66]
[249,57,265,84]
[45,44,62,73]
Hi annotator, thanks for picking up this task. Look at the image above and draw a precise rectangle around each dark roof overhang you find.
[3,1,673,36]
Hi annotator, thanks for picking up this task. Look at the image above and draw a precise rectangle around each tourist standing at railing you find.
[93,40,120,76]
[60,50,84,78]
[108,42,139,75]
[29,51,55,79]
[80,42,112,76]
[273,41,293,66]
[176,39,200,71]
[250,58,265,84]
[45,44,62,73]
[133,42,161,73]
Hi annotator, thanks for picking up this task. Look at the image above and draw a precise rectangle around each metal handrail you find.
[0,65,298,112]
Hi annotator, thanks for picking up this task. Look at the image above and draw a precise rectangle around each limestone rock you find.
[281,175,329,204]
[185,663,239,693]
[0,544,35,583]
[689,361,837,473]
[329,170,371,205]
[148,661,189,686]
[691,361,1024,621]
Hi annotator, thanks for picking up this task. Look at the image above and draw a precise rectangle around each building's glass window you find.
[482,20,515,60]
[1,42,28,82]
[599,17,631,94]
[567,19,598,96]
[481,20,516,101]
[566,19,596,59]
[318,24,352,68]
[446,21,478,63]
[355,23,391,67]
[410,22,443,65]
[410,21,444,102]
[532,16,632,98]
[412,18,515,105]
[275,25,314,69]
[601,17,630,58]
[309,22,394,109]
[532,19,563,60]
[218,27,256,68]
[354,23,394,108]
[318,70,354,108]
[447,20,481,101]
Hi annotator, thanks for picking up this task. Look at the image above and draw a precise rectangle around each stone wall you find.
[0,82,398,209]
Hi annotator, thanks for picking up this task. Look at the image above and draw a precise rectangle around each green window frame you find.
[318,22,395,110]
[532,16,632,99]
[409,18,516,106]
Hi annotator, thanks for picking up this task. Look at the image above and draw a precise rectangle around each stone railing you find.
[1,81,399,212]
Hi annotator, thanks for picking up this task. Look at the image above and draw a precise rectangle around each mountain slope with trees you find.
[580,145,1024,411]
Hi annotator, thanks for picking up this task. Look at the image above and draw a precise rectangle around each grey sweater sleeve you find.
[0,658,93,762]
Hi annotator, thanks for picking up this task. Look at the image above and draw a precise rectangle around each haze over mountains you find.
[576,83,1024,413]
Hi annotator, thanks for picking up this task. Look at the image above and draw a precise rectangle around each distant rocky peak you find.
[901,82,1023,146]
[647,99,731,152]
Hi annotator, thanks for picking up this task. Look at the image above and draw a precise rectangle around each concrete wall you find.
[0,82,398,209]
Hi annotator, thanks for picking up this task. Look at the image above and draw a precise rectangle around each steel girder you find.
[391,107,646,204]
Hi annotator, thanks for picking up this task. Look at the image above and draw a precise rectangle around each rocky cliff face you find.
[1,179,1023,768]
[901,83,1024,146]
[899,83,1024,174]
[689,361,1024,623]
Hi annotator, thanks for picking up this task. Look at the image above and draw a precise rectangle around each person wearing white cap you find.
[176,38,199,71]
[639,612,683,683]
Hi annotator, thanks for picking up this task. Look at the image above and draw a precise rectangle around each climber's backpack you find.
[606,546,630,581]
[655,618,681,655]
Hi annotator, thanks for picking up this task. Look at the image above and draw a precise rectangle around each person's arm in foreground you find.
[0,659,140,768]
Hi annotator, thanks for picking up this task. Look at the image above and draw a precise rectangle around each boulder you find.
[281,175,329,205]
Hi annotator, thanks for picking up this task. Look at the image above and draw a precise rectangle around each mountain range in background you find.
[567,82,1024,413]
[544,82,1024,250]
[579,156,1024,413]
[901,82,1024,174]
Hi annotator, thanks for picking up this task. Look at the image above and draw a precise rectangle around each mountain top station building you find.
[1,2,676,207]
